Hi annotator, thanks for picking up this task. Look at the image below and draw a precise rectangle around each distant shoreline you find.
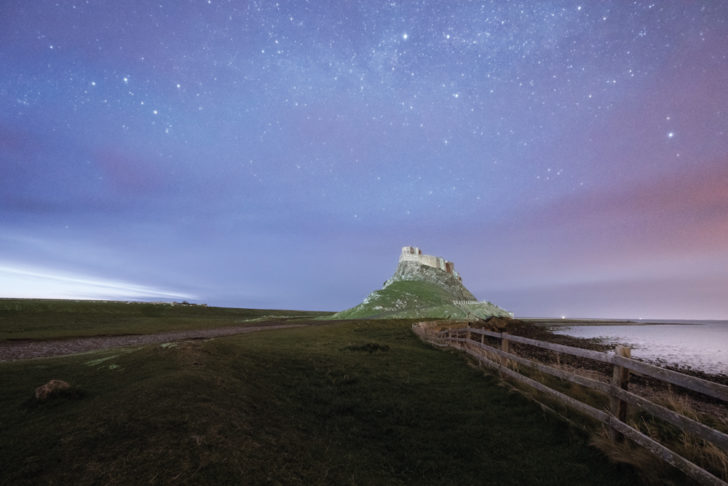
[520,318,721,327]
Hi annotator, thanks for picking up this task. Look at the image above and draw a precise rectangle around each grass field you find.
[0,317,642,485]
[0,299,332,340]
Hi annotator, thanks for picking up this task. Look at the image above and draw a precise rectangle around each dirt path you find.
[0,323,306,362]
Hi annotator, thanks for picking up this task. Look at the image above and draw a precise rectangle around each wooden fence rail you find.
[413,323,728,486]
[465,327,728,402]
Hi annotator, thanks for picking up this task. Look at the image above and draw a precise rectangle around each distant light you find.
[0,264,195,301]
[176,83,181,89]
[561,315,566,319]
[152,109,158,115]
[91,81,96,86]
[123,76,129,84]
[402,33,408,40]
[667,131,675,138]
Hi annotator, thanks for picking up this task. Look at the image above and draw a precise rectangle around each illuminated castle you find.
[399,246,462,281]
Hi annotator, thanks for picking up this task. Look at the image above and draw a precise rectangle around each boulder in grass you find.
[35,379,71,400]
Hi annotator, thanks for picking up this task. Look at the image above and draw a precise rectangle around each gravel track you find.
[0,323,305,362]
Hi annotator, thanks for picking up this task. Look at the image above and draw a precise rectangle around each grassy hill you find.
[334,280,508,319]
[334,261,511,319]
[0,318,640,485]
[0,298,332,340]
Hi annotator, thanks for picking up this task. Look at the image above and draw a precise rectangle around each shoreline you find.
[521,318,719,327]
[538,323,728,384]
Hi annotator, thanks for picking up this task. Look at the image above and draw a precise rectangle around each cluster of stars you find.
[4,1,726,220]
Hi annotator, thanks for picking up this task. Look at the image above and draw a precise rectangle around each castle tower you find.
[399,246,459,278]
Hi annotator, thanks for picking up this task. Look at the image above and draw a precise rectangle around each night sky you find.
[2,1,727,319]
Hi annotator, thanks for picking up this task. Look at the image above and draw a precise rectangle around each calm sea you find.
[552,320,728,375]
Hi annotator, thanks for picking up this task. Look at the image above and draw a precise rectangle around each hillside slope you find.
[334,260,511,319]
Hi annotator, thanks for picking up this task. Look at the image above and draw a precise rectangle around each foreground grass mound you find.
[0,298,331,340]
[0,320,639,485]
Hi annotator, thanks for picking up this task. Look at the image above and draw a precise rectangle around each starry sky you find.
[2,1,727,319]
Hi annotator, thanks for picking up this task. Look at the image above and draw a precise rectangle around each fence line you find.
[467,327,728,401]
[412,322,728,486]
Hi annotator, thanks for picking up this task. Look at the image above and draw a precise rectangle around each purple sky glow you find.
[1,1,727,319]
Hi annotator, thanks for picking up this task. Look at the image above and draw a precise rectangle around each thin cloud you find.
[0,263,196,302]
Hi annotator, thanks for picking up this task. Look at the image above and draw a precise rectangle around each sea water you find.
[552,320,728,376]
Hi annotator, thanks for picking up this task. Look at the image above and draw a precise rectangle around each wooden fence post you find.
[466,326,471,348]
[609,345,631,442]
[478,332,486,366]
[501,333,511,369]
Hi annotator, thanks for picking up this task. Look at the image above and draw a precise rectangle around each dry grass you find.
[644,390,728,480]
[589,429,677,486]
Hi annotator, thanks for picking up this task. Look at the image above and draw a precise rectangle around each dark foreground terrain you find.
[0,306,645,486]
[0,298,331,341]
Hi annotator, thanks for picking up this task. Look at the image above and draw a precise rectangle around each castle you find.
[399,246,462,281]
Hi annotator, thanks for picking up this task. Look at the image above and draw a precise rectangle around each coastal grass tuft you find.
[0,319,640,485]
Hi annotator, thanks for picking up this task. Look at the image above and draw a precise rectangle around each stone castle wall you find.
[400,246,461,281]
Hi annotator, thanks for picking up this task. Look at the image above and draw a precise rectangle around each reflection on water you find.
[552,321,728,375]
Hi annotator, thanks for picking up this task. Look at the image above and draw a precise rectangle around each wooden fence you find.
[412,322,728,486]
